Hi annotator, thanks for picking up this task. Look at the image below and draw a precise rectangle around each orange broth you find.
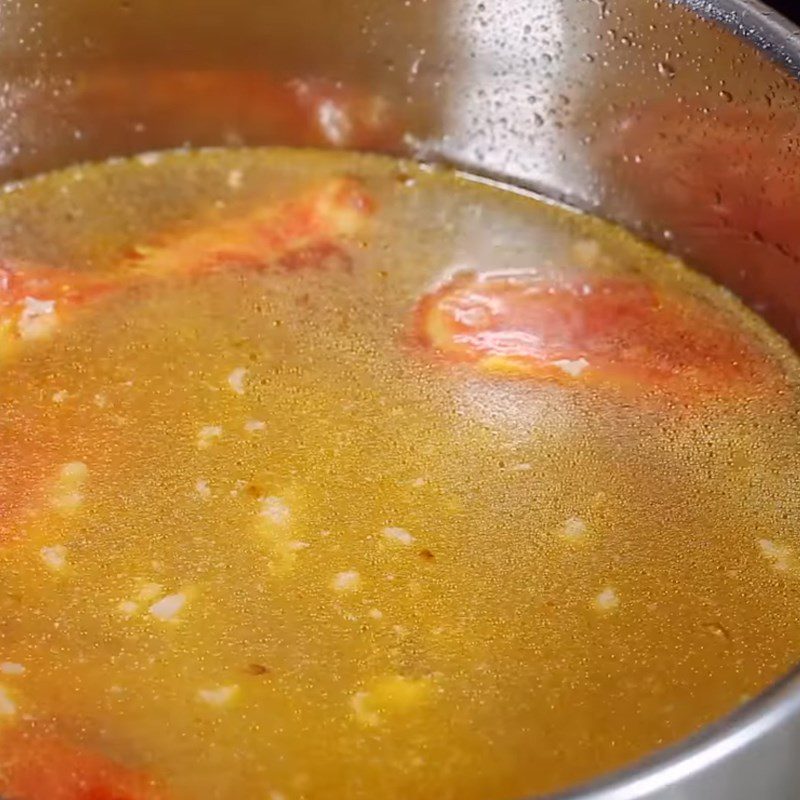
[0,148,798,800]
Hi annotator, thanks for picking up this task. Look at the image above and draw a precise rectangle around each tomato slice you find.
[414,271,779,401]
[0,727,168,800]
[123,176,374,280]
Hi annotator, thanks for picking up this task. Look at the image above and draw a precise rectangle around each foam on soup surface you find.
[0,148,798,800]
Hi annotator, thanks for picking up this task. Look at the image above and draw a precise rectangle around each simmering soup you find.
[0,148,799,800]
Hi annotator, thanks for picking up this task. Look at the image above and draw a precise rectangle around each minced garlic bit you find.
[0,685,16,716]
[368,608,384,620]
[197,425,223,450]
[594,587,620,613]
[560,516,587,542]
[149,592,187,622]
[51,389,69,404]
[381,526,415,546]
[332,570,361,593]
[197,684,239,707]
[255,494,303,576]
[552,357,590,378]
[0,662,25,676]
[18,296,58,341]
[758,538,793,572]
[269,792,288,800]
[227,367,248,395]
[117,600,139,618]
[40,545,67,572]
[50,461,88,515]
[93,393,108,408]
[350,674,431,727]
[226,169,243,190]
[195,479,211,500]
[260,496,291,527]
[244,419,266,433]
[350,691,379,726]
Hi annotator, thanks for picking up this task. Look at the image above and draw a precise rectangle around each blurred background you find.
[771,1,799,23]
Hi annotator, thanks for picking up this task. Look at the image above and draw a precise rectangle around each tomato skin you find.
[0,727,168,800]
[414,271,779,402]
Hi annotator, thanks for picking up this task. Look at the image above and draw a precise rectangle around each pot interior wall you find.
[0,0,798,343]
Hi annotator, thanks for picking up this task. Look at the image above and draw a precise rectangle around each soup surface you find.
[0,148,799,800]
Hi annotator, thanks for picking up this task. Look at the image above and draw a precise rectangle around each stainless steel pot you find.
[2,1,799,797]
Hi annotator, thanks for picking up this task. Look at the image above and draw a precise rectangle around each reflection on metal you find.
[437,0,575,192]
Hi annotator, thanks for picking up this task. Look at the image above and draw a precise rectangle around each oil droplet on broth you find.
[0,147,798,800]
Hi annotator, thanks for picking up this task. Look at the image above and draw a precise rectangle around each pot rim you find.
[543,657,800,800]
[686,0,800,74]
[531,7,800,799]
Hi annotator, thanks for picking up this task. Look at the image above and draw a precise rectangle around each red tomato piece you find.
[123,176,375,280]
[414,271,779,401]
[0,727,168,800]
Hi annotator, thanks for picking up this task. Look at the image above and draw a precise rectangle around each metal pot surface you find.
[0,1,798,798]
